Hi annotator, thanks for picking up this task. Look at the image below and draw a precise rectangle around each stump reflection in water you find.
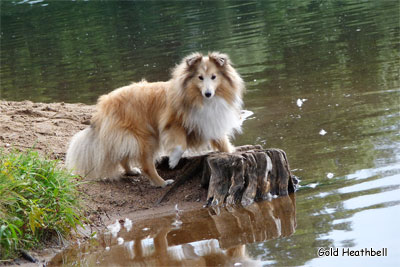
[48,195,296,266]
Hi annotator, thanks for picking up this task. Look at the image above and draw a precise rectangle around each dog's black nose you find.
[205,92,212,98]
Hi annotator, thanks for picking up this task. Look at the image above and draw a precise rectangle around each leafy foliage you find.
[0,149,85,260]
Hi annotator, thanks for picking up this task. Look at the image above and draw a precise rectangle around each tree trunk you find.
[156,145,296,206]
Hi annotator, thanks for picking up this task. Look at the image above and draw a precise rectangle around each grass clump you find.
[0,149,85,260]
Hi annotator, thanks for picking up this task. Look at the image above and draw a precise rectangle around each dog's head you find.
[171,52,244,108]
[182,52,231,99]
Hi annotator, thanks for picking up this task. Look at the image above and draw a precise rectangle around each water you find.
[1,0,399,265]
[49,196,296,266]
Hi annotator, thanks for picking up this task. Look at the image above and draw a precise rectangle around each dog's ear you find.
[209,52,230,67]
[185,53,203,67]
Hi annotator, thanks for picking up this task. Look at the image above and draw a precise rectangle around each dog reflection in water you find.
[88,227,261,266]
[48,197,296,266]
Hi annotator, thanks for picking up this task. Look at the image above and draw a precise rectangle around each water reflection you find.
[1,1,398,104]
[48,195,296,266]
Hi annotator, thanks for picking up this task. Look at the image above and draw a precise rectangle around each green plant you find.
[0,148,86,260]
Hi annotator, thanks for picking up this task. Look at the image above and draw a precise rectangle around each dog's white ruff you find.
[184,96,242,141]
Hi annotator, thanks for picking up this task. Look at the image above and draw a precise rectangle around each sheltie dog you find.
[66,52,245,187]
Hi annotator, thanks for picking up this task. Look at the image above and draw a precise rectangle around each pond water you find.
[1,0,399,265]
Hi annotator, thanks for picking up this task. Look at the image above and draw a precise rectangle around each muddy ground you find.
[0,100,207,265]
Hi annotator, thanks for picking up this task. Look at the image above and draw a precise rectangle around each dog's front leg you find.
[164,127,187,169]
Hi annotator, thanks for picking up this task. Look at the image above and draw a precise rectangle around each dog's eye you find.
[198,76,203,80]
[211,74,216,80]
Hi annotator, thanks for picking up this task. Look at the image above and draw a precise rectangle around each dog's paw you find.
[169,146,184,169]
[151,179,174,188]
[161,179,174,188]
[124,167,141,176]
[169,157,180,169]
[165,179,174,185]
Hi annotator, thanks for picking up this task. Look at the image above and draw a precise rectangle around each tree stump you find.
[156,145,296,206]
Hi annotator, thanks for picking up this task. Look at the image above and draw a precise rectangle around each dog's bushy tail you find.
[65,127,118,179]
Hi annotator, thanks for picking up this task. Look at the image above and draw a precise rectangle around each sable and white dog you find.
[66,52,245,187]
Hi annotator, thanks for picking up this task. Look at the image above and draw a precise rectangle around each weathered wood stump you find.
[156,145,296,206]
